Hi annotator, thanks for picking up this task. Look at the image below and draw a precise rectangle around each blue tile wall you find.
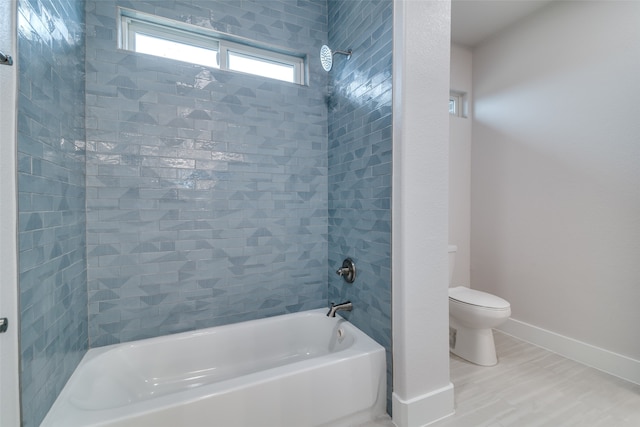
[16,0,87,425]
[326,0,393,412]
[85,0,329,346]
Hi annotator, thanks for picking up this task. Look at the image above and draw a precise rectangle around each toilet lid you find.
[449,286,510,309]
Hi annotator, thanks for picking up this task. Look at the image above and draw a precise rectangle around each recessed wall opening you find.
[449,90,468,118]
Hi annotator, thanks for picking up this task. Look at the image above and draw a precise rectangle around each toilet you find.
[448,245,511,366]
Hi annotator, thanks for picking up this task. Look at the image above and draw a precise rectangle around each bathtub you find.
[41,309,386,427]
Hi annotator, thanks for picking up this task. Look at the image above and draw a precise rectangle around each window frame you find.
[118,8,306,85]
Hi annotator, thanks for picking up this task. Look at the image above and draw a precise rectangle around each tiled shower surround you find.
[16,0,394,423]
[85,0,330,345]
[327,0,393,409]
[17,0,87,425]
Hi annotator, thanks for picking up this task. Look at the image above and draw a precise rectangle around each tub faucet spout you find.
[327,301,353,317]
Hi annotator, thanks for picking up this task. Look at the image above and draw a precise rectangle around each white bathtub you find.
[41,309,386,427]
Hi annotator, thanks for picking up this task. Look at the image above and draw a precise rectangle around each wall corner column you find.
[392,0,454,425]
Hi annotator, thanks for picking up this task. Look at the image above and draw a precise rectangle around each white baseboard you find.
[498,318,640,386]
[392,383,455,427]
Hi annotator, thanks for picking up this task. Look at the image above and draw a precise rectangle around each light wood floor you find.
[362,331,640,427]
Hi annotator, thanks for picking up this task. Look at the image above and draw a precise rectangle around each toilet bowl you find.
[448,245,511,366]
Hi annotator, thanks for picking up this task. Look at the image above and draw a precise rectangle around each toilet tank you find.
[448,245,457,286]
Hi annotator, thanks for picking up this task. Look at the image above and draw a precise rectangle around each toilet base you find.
[449,316,498,366]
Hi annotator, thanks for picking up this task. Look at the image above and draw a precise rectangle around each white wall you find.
[471,0,640,367]
[392,1,454,426]
[449,43,472,286]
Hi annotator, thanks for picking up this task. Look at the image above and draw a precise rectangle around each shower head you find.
[320,44,352,72]
[320,45,333,71]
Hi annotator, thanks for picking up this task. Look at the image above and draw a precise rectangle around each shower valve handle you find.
[336,258,356,283]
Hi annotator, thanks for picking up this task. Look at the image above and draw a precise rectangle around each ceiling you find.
[451,0,554,47]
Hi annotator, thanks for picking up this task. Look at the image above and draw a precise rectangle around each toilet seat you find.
[449,286,510,310]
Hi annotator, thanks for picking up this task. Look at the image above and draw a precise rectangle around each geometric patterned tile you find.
[17,0,88,425]
[327,0,393,413]
[85,0,329,346]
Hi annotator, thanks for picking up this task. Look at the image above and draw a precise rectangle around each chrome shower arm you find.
[332,49,352,59]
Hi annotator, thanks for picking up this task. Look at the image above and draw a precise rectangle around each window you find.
[133,32,219,68]
[119,8,305,84]
[449,94,459,116]
[449,90,467,118]
[227,50,296,83]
